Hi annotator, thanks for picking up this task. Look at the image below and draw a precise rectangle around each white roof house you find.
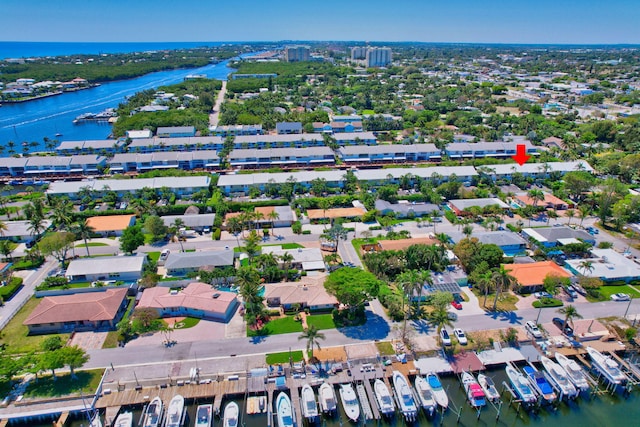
[65,254,147,282]
[262,247,325,271]
[47,176,211,198]
[565,249,640,282]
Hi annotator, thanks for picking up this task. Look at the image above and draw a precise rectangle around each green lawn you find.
[103,297,136,349]
[147,251,161,263]
[0,298,70,354]
[261,243,305,250]
[594,285,640,301]
[74,242,109,248]
[266,350,304,365]
[247,316,303,337]
[306,314,336,330]
[173,317,200,329]
[532,297,564,308]
[24,369,103,398]
[375,341,395,356]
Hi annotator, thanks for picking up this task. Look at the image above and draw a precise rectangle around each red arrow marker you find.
[511,144,531,166]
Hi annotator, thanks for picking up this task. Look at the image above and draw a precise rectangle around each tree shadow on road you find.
[411,319,434,335]
[337,313,390,340]
[249,335,268,344]
[484,310,524,325]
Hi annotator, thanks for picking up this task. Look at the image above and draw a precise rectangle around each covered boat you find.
[373,379,396,416]
[113,412,133,427]
[392,371,418,421]
[505,365,537,404]
[555,353,590,392]
[523,365,557,403]
[586,347,627,385]
[301,384,319,420]
[540,356,578,398]
[426,372,449,409]
[461,372,486,408]
[276,392,294,427]
[339,384,360,422]
[477,374,501,402]
[163,395,185,427]
[222,402,238,427]
[141,397,163,427]
[319,382,337,414]
[195,404,212,427]
[414,376,437,416]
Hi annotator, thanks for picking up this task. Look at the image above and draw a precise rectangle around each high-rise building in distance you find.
[351,47,367,60]
[365,47,392,67]
[284,45,310,62]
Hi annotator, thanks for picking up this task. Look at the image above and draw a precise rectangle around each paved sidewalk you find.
[458,286,488,316]
[225,305,246,339]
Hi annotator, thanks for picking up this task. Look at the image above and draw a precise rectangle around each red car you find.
[451,300,462,310]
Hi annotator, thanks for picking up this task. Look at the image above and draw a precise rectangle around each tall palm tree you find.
[578,204,591,227]
[0,220,7,237]
[170,219,186,252]
[491,266,517,311]
[462,224,474,238]
[566,209,575,226]
[0,239,14,261]
[73,219,95,257]
[279,252,294,280]
[298,325,326,357]
[428,308,454,336]
[396,270,422,340]
[50,198,73,231]
[267,210,280,236]
[226,216,243,248]
[527,189,545,208]
[557,305,582,334]
[578,260,594,276]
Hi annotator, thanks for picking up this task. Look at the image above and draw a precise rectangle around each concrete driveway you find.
[125,318,226,347]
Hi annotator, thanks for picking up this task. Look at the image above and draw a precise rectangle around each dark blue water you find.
[0,58,238,149]
[0,41,227,59]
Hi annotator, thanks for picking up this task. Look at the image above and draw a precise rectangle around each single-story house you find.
[224,206,295,229]
[521,226,595,248]
[307,207,366,221]
[164,250,234,276]
[262,247,325,271]
[137,282,238,322]
[565,249,640,283]
[23,288,128,334]
[448,198,509,215]
[86,215,136,237]
[375,200,441,218]
[65,254,147,283]
[161,213,216,232]
[1,220,52,243]
[362,237,439,253]
[264,281,338,311]
[449,231,527,256]
[513,193,572,210]
[503,261,573,291]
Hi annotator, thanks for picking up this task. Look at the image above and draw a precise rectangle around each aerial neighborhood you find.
[2,40,640,426]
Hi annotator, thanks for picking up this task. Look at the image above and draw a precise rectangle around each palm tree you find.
[527,189,545,208]
[73,219,95,257]
[49,198,73,231]
[0,220,7,237]
[491,266,517,311]
[170,219,186,252]
[243,230,261,261]
[396,270,424,341]
[462,224,474,238]
[226,216,243,248]
[267,210,280,236]
[428,308,454,337]
[557,305,582,334]
[578,204,591,227]
[546,209,558,226]
[298,325,326,358]
[566,209,575,226]
[578,260,594,276]
[279,252,294,280]
[0,240,14,261]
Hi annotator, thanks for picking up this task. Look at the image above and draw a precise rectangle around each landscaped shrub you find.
[532,297,563,308]
[212,228,221,240]
[0,277,23,300]
[13,257,45,270]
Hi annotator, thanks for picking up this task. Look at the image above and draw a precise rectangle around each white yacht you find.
[318,382,337,414]
[555,353,591,392]
[113,412,133,427]
[426,372,449,409]
[586,347,627,385]
[505,365,537,404]
[373,379,396,416]
[141,397,163,427]
[461,372,486,408]
[392,371,418,422]
[413,376,437,416]
[276,392,294,427]
[339,383,360,422]
[300,384,319,421]
[477,373,501,402]
[540,356,578,398]
[163,395,185,427]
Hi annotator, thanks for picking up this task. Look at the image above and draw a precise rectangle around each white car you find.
[453,328,468,345]
[525,321,543,339]
[611,293,631,302]
[440,329,452,346]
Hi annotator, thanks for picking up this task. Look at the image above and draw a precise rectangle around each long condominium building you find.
[366,47,392,67]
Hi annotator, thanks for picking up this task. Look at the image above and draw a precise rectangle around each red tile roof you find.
[138,282,237,314]
[24,288,127,325]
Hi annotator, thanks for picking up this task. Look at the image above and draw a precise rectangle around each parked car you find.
[453,328,468,345]
[552,317,574,337]
[586,226,599,235]
[447,312,458,321]
[564,286,578,299]
[611,293,631,302]
[525,321,543,339]
[570,284,587,296]
[451,300,462,310]
[440,329,452,346]
[533,291,553,299]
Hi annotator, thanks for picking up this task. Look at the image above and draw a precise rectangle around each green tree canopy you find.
[324,268,381,313]
[120,224,145,254]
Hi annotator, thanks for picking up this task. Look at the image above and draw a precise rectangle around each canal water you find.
[9,367,640,427]
[0,57,238,149]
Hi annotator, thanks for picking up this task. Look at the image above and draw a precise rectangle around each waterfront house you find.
[65,254,146,283]
[137,282,239,322]
[276,122,303,135]
[86,215,136,237]
[228,146,335,169]
[55,139,126,155]
[47,176,211,199]
[23,288,128,334]
[375,200,441,218]
[521,226,595,248]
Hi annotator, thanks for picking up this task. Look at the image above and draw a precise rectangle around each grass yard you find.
[0,298,70,354]
[261,243,305,250]
[266,350,305,365]
[147,251,161,263]
[173,317,200,329]
[589,284,640,302]
[247,316,304,337]
[102,297,136,349]
[74,242,109,248]
[375,341,395,356]
[306,314,336,330]
[24,369,103,398]
[476,291,519,312]
[532,298,564,308]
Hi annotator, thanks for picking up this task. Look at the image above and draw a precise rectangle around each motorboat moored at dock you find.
[300,384,319,421]
[163,395,185,427]
[461,372,486,408]
[586,347,628,386]
[392,371,418,422]
[339,383,360,422]
[413,375,437,416]
[541,356,578,398]
[195,404,212,427]
[373,379,396,417]
[555,352,591,392]
[276,392,294,427]
[113,411,133,427]
[319,382,337,414]
[505,365,537,404]
[426,372,449,409]
[141,396,163,427]
[523,365,557,403]
[477,373,501,403]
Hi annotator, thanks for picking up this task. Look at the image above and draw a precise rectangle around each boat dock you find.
[361,378,381,420]
[104,406,121,426]
[356,382,375,420]
[607,351,640,383]
[286,378,301,425]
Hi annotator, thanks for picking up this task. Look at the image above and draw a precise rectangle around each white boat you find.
[339,383,360,422]
[222,402,238,427]
[163,394,185,427]
[89,413,103,427]
[195,404,213,427]
[413,376,436,416]
[392,371,418,421]
[505,365,537,404]
[426,372,449,409]
[523,365,557,403]
[319,382,337,414]
[477,374,501,402]
[587,347,627,385]
[373,379,396,416]
[555,353,590,392]
[540,356,578,398]
[141,397,163,427]
[113,411,133,427]
[461,372,486,408]
[276,392,294,427]
[301,384,319,420]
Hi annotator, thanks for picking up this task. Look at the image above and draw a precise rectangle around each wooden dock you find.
[607,351,640,382]
[104,406,121,426]
[0,419,9,427]
[356,382,374,420]
[266,386,274,427]
[54,412,68,427]
[362,379,381,420]
[286,378,301,425]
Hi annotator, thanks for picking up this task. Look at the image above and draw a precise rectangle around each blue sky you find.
[2,0,639,44]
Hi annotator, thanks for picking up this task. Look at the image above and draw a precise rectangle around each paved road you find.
[208,80,227,126]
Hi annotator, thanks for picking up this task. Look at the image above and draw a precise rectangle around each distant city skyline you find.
[2,0,639,44]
